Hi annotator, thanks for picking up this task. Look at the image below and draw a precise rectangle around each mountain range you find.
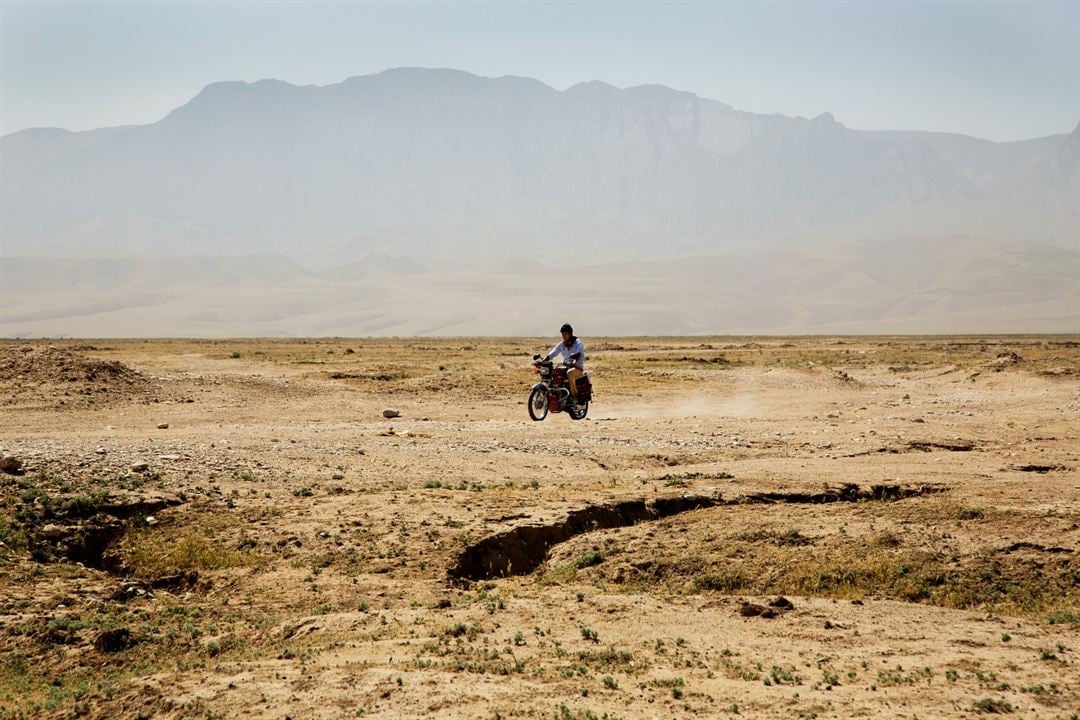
[1,68,1077,336]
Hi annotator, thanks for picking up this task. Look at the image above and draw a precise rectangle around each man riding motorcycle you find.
[544,323,586,409]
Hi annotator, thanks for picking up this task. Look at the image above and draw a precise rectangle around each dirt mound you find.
[0,345,155,406]
[0,345,145,384]
[989,350,1023,368]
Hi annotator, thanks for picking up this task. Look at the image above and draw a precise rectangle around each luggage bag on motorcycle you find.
[575,375,592,402]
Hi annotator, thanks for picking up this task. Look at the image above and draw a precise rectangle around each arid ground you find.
[1,337,1077,719]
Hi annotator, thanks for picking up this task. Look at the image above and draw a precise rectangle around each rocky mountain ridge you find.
[3,68,1076,267]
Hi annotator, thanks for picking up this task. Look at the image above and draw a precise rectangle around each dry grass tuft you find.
[121,528,250,579]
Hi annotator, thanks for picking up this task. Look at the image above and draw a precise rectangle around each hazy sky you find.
[1,0,1077,141]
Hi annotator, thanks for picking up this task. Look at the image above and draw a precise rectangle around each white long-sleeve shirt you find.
[546,338,585,371]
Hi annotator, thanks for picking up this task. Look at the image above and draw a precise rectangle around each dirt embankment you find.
[0,345,160,408]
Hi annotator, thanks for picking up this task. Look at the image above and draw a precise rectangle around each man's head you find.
[560,323,573,342]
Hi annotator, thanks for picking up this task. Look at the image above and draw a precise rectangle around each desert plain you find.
[0,336,1077,720]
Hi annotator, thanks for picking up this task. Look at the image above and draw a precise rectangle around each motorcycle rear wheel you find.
[568,400,589,420]
[528,387,549,421]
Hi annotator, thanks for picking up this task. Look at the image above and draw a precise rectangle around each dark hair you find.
[560,323,573,334]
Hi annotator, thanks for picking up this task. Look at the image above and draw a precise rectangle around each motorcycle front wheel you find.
[528,387,549,421]
[568,400,589,420]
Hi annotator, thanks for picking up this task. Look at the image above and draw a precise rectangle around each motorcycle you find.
[528,354,592,421]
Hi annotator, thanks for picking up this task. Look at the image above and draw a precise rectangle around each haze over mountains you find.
[1,68,1077,336]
